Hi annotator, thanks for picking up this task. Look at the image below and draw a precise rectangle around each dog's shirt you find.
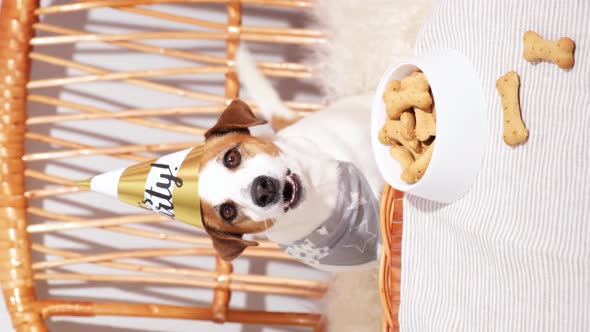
[280,162,381,272]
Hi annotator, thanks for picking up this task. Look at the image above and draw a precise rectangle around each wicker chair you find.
[0,1,330,331]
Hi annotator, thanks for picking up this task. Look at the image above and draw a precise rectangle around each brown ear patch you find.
[203,220,259,261]
[205,99,267,138]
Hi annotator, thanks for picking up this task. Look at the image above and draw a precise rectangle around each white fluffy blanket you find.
[309,0,435,101]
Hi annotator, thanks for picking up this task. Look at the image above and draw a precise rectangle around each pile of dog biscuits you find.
[378,30,576,185]
[496,30,575,146]
[379,71,436,184]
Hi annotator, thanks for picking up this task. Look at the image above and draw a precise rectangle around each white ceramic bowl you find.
[371,49,488,203]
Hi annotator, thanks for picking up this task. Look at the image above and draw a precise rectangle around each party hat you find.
[76,146,204,228]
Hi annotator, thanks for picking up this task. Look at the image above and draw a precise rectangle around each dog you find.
[199,46,384,272]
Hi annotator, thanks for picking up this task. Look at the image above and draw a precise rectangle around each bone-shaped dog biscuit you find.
[383,71,433,120]
[401,142,435,184]
[389,144,415,170]
[382,120,422,155]
[399,111,416,140]
[496,71,528,146]
[523,30,575,69]
[414,107,436,142]
[383,90,433,120]
[401,72,430,92]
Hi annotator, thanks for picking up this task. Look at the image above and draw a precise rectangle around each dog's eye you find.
[220,202,237,223]
[223,148,241,169]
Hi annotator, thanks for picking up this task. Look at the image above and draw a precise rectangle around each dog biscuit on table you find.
[383,90,433,120]
[401,142,435,184]
[389,144,415,170]
[523,30,575,69]
[382,120,422,155]
[414,107,436,142]
[496,71,528,146]
[399,111,416,140]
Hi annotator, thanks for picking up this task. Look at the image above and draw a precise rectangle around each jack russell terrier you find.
[199,46,384,272]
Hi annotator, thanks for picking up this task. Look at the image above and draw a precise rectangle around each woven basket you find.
[379,184,404,332]
[0,1,328,331]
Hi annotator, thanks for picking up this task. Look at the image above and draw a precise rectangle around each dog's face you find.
[199,100,306,261]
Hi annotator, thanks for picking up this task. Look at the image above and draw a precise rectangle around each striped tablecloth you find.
[401,0,590,331]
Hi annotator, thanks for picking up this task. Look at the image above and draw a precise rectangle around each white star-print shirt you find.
[280,162,381,272]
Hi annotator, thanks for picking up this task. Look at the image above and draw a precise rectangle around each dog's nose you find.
[251,176,280,207]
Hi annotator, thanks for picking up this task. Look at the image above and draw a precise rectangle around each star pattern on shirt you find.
[342,220,377,253]
[347,191,368,211]
[316,226,329,236]
[285,239,330,266]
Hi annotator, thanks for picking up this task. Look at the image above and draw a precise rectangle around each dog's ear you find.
[203,223,259,261]
[205,99,267,139]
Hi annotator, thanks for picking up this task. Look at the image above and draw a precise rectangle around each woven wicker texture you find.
[0,1,329,331]
[379,185,403,332]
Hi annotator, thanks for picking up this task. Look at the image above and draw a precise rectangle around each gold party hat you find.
[76,146,204,228]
